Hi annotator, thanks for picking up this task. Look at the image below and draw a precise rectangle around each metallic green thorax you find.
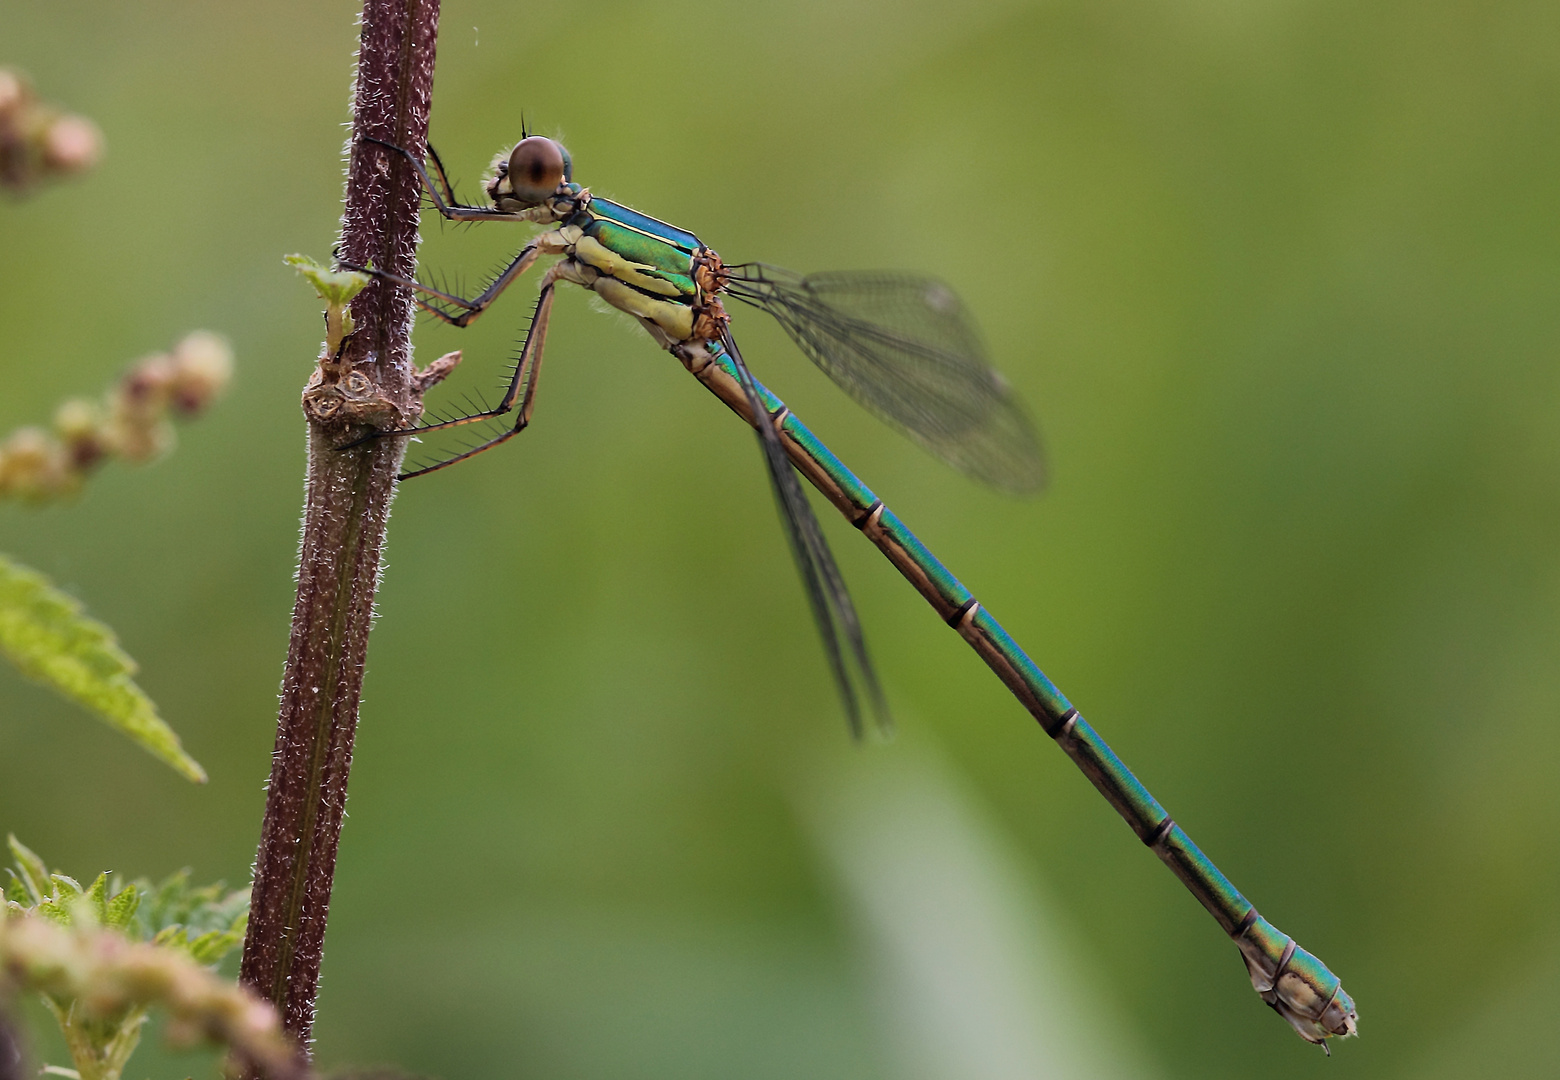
[570,197,701,303]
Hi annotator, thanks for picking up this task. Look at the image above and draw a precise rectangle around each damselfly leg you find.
[334,259,557,478]
[339,239,542,328]
[395,277,557,479]
[363,135,523,223]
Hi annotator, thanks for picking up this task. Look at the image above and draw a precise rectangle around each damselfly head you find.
[487,135,572,210]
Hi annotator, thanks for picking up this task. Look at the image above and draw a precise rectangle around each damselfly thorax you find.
[484,136,733,348]
[538,200,732,348]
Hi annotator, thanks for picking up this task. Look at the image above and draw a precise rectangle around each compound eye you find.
[506,136,567,202]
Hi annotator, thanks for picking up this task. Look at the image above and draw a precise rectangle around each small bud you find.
[54,398,108,469]
[118,354,175,410]
[0,427,51,482]
[0,68,28,122]
[53,397,98,439]
[104,412,173,463]
[0,69,101,192]
[0,426,72,500]
[40,114,102,174]
[2,331,233,502]
[166,331,233,414]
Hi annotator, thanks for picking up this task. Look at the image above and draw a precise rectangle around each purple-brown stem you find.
[238,0,439,1052]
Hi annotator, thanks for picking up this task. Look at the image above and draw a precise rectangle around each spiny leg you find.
[423,142,461,207]
[341,266,560,455]
[359,135,521,223]
[397,278,559,479]
[339,239,543,328]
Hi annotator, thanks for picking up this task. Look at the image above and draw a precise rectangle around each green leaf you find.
[151,868,191,912]
[4,871,30,906]
[285,253,371,306]
[152,925,188,949]
[8,834,51,902]
[0,553,206,783]
[84,872,110,922]
[104,882,141,929]
[186,927,244,966]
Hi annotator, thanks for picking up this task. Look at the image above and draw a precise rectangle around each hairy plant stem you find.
[238,0,440,1053]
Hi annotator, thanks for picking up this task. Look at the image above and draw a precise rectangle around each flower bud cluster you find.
[0,911,305,1080]
[0,332,233,502]
[0,67,102,192]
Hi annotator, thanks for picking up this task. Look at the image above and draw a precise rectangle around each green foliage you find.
[4,835,247,965]
[285,253,370,308]
[286,254,369,359]
[0,553,205,783]
[2,837,253,1080]
[135,869,250,965]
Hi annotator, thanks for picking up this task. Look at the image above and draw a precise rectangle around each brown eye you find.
[506,136,568,202]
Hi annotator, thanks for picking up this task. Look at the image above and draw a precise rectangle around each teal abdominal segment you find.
[674,335,1358,1049]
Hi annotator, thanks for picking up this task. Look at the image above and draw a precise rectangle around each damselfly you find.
[339,132,1357,1050]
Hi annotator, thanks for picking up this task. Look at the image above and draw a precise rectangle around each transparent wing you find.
[727,265,1046,494]
[720,327,890,738]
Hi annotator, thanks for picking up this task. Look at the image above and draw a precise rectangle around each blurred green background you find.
[4,0,1560,1076]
